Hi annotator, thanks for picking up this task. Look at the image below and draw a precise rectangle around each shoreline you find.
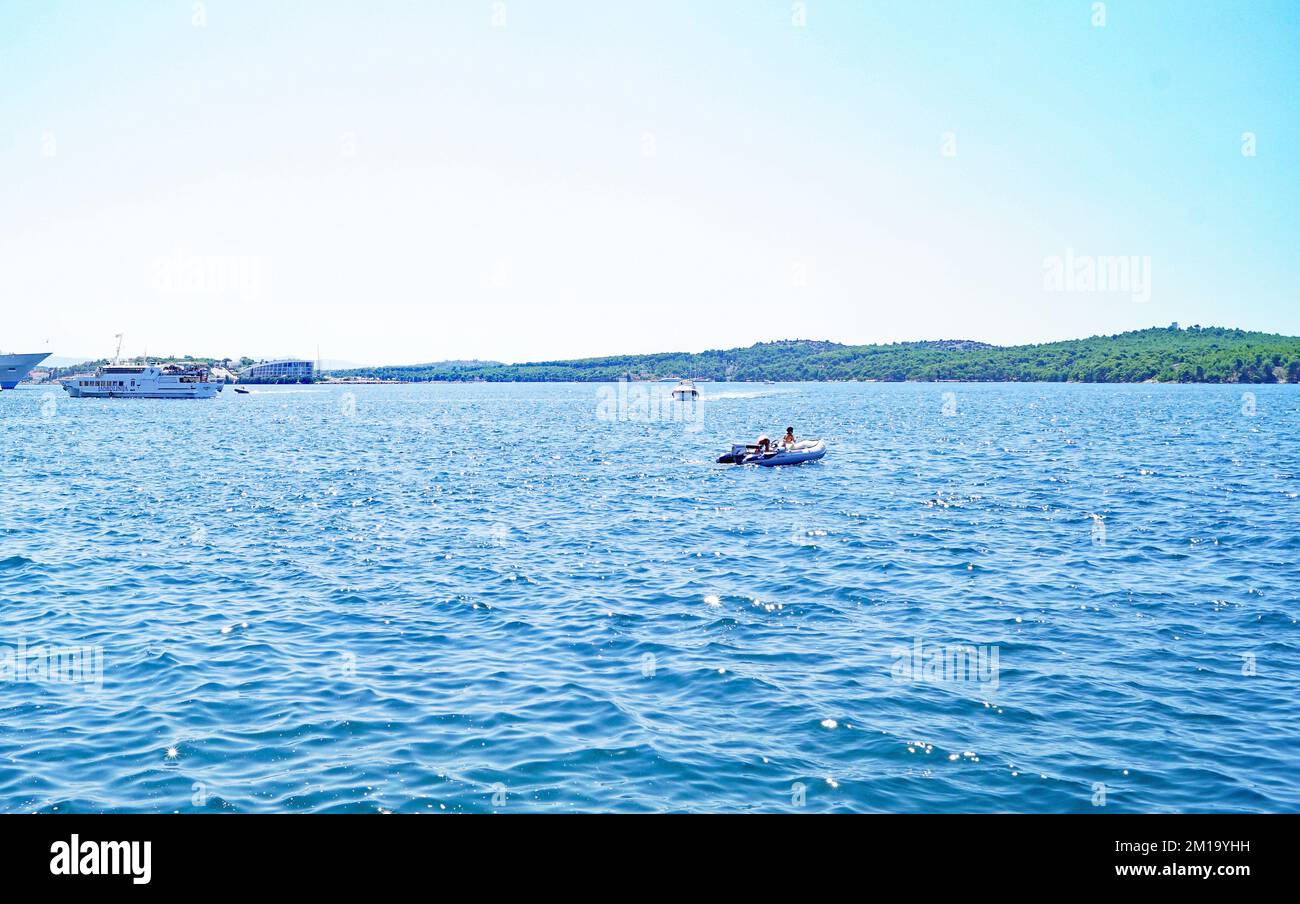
[16,377,1297,388]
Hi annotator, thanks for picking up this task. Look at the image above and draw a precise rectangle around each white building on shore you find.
[239,359,315,383]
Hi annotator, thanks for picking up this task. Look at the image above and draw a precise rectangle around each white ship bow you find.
[0,352,51,390]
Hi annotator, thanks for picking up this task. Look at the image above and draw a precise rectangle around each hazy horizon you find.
[4,1,1297,363]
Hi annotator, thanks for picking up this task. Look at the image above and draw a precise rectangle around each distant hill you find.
[328,326,1300,384]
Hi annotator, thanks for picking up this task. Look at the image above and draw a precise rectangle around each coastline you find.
[19,325,1300,388]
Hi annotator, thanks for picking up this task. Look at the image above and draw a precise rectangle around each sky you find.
[2,0,1297,366]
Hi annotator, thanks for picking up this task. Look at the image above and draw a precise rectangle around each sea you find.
[1,381,1297,812]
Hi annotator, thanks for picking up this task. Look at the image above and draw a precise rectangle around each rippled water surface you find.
[1,382,1297,812]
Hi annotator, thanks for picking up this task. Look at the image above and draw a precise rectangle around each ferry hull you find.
[63,383,224,400]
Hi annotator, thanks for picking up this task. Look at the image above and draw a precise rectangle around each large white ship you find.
[0,352,51,390]
[63,363,224,399]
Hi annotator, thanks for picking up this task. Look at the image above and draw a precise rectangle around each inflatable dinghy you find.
[717,439,826,466]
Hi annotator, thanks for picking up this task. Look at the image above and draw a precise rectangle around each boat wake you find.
[242,388,330,394]
[702,389,790,401]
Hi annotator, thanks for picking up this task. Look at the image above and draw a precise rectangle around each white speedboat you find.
[0,352,51,390]
[63,363,224,399]
[670,379,699,400]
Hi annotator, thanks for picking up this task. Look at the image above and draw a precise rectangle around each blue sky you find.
[3,1,1297,364]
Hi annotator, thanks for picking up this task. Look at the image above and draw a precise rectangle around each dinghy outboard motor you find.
[717,444,754,464]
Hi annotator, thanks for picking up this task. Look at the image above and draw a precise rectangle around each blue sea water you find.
[0,381,1297,813]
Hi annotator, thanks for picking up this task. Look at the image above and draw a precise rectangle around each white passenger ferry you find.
[63,363,224,399]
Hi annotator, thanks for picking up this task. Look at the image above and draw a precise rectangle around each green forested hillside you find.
[330,325,1300,384]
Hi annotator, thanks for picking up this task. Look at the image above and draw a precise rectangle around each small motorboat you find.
[671,379,699,400]
[717,439,826,466]
[234,387,251,394]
